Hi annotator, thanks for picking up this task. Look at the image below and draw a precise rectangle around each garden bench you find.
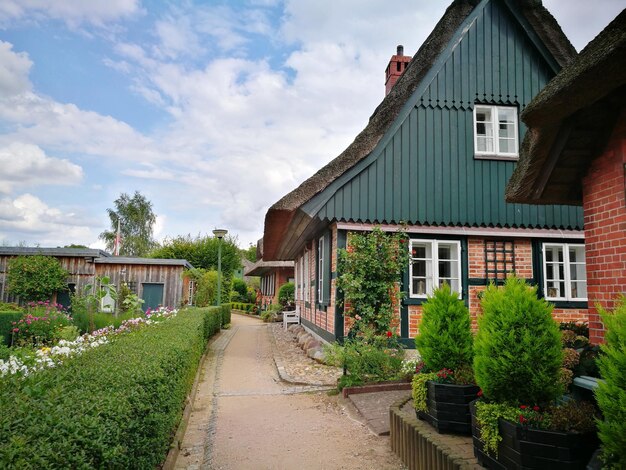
[283,306,300,330]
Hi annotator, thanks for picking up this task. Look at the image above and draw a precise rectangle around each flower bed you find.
[0,306,179,378]
[0,306,223,468]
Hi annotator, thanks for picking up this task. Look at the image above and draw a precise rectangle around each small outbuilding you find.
[0,247,193,311]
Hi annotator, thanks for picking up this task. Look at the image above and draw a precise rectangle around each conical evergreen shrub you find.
[596,297,626,469]
[474,276,563,405]
[415,283,473,371]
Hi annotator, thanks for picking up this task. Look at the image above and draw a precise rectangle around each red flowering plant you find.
[517,405,548,429]
[11,301,71,347]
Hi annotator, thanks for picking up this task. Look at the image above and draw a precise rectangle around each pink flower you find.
[12,328,18,333]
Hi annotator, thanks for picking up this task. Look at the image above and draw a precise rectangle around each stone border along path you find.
[173,314,407,470]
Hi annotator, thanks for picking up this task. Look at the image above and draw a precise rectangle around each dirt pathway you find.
[182,314,405,470]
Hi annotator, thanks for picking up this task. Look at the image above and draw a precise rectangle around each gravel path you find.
[178,314,405,470]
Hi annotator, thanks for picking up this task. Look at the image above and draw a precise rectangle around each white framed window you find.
[474,105,518,158]
[318,237,325,303]
[304,248,310,302]
[409,239,462,298]
[543,243,587,301]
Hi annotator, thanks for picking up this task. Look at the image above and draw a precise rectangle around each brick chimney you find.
[385,45,411,95]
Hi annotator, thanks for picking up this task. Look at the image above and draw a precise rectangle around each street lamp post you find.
[213,228,228,306]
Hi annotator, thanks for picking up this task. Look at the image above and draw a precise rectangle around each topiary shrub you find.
[415,283,473,372]
[278,282,295,310]
[596,297,626,469]
[474,275,563,405]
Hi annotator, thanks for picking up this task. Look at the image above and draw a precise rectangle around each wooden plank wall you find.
[95,264,185,308]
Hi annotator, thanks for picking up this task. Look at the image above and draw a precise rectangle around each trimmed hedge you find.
[0,306,223,468]
[0,311,23,346]
[230,302,256,313]
[220,303,231,326]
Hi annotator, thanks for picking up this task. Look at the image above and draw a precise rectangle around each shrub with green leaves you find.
[0,306,222,468]
[325,328,405,389]
[415,283,473,372]
[278,282,295,309]
[6,255,69,302]
[474,276,563,405]
[596,297,626,469]
[0,311,23,346]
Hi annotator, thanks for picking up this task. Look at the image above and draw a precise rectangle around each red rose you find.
[386,331,392,338]
[533,406,540,412]
[520,405,528,410]
[477,389,483,397]
[519,415,526,424]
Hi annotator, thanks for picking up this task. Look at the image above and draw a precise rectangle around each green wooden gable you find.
[304,0,583,230]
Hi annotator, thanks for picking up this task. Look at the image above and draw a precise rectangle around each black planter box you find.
[469,400,598,470]
[416,381,480,435]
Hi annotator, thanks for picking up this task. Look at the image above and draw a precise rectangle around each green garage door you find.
[142,283,164,312]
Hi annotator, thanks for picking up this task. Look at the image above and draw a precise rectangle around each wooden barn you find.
[0,247,193,311]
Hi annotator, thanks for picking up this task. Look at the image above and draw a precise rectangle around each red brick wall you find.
[582,111,626,344]
[295,224,337,337]
[407,237,588,339]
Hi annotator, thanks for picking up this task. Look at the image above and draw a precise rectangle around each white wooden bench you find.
[283,306,300,330]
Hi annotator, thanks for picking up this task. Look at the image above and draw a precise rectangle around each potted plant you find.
[412,283,478,434]
[471,276,598,470]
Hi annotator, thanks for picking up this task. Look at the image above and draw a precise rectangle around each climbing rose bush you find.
[337,227,410,335]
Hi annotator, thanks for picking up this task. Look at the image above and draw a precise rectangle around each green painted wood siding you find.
[317,0,583,230]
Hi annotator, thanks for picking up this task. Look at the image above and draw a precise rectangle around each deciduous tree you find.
[100,191,157,256]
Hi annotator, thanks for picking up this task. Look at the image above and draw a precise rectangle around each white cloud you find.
[0,142,83,193]
[0,194,97,246]
[0,0,141,28]
[0,91,159,164]
[0,41,33,96]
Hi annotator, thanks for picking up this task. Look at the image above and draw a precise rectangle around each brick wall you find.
[582,111,626,344]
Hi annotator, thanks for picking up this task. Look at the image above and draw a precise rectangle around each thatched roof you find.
[264,0,577,260]
[506,8,626,205]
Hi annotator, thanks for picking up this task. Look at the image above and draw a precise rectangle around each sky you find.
[0,0,623,251]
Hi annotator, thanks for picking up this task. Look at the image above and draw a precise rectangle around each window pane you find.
[412,246,426,258]
[413,278,427,296]
[498,107,516,123]
[413,259,426,277]
[570,281,587,299]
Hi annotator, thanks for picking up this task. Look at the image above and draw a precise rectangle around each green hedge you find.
[0,311,23,346]
[0,306,223,468]
[230,302,254,313]
[220,303,231,326]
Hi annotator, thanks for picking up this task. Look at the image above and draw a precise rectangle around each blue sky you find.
[0,0,623,251]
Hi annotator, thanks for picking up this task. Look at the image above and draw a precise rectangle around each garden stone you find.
[313,350,326,363]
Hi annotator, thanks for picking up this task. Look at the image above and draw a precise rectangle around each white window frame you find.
[409,239,462,298]
[542,243,587,301]
[318,237,325,303]
[304,248,310,302]
[473,105,519,158]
